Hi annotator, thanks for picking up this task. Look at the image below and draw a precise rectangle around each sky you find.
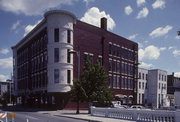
[0,0,180,81]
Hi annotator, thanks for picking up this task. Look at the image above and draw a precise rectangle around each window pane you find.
[67,49,71,63]
[54,69,59,83]
[67,30,71,43]
[54,48,59,62]
[67,70,71,84]
[54,28,59,42]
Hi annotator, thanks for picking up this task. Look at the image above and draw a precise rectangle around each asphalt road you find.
[0,111,87,122]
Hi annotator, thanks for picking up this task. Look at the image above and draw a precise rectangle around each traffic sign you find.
[9,113,16,119]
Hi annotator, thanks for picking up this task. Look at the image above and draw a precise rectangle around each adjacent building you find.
[12,10,138,108]
[167,73,180,106]
[137,68,167,108]
[137,68,148,105]
[0,80,13,96]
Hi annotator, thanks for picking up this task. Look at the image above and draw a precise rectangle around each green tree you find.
[81,61,113,113]
[69,79,87,114]
[70,61,113,114]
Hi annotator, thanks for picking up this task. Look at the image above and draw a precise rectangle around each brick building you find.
[12,10,138,109]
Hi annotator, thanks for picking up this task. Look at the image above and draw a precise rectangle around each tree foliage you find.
[81,61,113,106]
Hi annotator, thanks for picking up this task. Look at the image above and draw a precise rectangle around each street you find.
[0,111,87,122]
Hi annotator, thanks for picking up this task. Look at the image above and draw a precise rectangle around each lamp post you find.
[68,49,80,114]
[6,79,12,104]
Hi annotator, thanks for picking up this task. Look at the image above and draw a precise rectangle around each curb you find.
[54,114,101,122]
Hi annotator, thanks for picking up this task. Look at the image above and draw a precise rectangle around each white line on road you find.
[26,115,39,120]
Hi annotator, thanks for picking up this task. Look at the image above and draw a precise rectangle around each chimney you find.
[101,17,107,30]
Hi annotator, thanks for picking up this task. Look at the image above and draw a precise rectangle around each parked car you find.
[112,101,122,108]
[129,105,144,110]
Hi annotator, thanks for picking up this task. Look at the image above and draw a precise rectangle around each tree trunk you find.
[76,100,80,114]
[88,102,92,114]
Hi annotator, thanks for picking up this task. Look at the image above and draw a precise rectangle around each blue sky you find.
[0,0,180,81]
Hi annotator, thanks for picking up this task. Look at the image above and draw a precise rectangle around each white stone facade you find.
[148,69,167,108]
[45,10,76,93]
[137,68,167,108]
[137,68,148,105]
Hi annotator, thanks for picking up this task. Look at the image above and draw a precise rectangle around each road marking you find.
[26,115,39,120]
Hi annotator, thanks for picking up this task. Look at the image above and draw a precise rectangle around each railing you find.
[91,107,180,122]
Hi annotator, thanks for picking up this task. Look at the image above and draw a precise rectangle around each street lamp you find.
[177,31,180,36]
[68,49,80,114]
[6,79,12,104]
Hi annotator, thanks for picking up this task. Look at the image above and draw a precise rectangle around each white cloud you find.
[0,48,9,55]
[136,7,149,19]
[173,50,180,57]
[0,74,8,82]
[175,36,180,40]
[139,45,164,61]
[0,0,77,16]
[24,19,42,36]
[139,62,154,69]
[11,20,21,30]
[128,34,138,40]
[137,0,146,7]
[149,25,173,38]
[0,57,13,69]
[159,47,166,51]
[152,0,165,9]
[124,5,133,15]
[80,7,116,31]
[168,46,175,50]
[174,72,180,77]
[83,0,96,5]
[138,42,143,48]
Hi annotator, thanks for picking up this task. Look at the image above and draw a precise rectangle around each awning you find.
[129,95,133,98]
[115,94,124,98]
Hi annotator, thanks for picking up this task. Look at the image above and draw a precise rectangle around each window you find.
[112,61,116,72]
[159,83,161,89]
[128,78,131,89]
[146,74,148,80]
[124,78,127,89]
[54,48,59,62]
[142,82,144,89]
[139,93,141,104]
[142,94,144,104]
[54,28,59,42]
[67,70,71,84]
[109,43,112,55]
[113,76,116,88]
[165,76,166,81]
[54,69,59,83]
[117,47,120,57]
[117,62,120,73]
[142,73,144,80]
[109,60,112,71]
[84,53,88,64]
[159,74,161,80]
[117,77,119,88]
[98,56,102,65]
[121,62,124,73]
[121,77,125,89]
[67,30,71,43]
[162,75,164,81]
[139,82,141,89]
[109,76,112,87]
[67,49,71,63]
[139,72,141,79]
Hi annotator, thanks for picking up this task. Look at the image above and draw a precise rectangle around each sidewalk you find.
[38,110,135,122]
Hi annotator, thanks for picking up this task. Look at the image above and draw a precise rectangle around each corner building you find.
[12,10,138,108]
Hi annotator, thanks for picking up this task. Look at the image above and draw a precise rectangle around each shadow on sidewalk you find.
[0,105,58,112]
